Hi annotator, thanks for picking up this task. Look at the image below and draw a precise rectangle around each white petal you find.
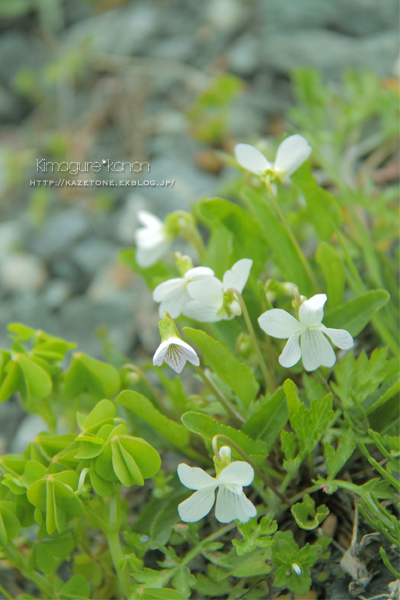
[299,294,327,327]
[222,259,253,293]
[279,333,301,368]
[217,461,254,487]
[182,301,221,322]
[274,134,312,175]
[178,488,216,522]
[234,143,271,175]
[136,241,169,268]
[258,309,302,339]
[153,279,184,302]
[184,267,214,281]
[187,277,223,307]
[322,327,354,350]
[300,329,336,371]
[161,338,199,373]
[153,340,170,366]
[137,210,163,229]
[173,338,200,366]
[177,463,216,490]
[159,290,190,319]
[135,227,165,248]
[215,486,257,523]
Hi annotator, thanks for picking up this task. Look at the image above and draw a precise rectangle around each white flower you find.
[235,134,311,181]
[153,267,214,318]
[135,210,170,268]
[183,258,252,322]
[258,293,354,372]
[153,336,200,374]
[177,461,257,523]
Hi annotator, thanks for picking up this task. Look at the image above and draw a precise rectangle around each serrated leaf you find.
[291,494,329,530]
[324,430,356,480]
[290,395,334,459]
[184,328,259,407]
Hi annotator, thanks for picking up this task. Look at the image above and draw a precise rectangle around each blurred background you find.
[0,0,398,450]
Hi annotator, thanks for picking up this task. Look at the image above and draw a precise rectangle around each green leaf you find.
[172,564,196,598]
[80,399,116,433]
[291,494,329,530]
[117,390,190,451]
[324,430,356,480]
[316,242,345,308]
[233,516,277,556]
[203,224,234,278]
[283,378,301,417]
[0,502,20,544]
[64,353,120,400]
[17,355,53,399]
[59,575,90,600]
[7,323,36,341]
[243,387,288,447]
[183,328,259,407]
[241,187,314,296]
[272,530,317,596]
[198,197,269,275]
[324,290,390,336]
[232,554,272,577]
[181,412,268,460]
[290,395,334,459]
[141,589,186,600]
[291,162,342,241]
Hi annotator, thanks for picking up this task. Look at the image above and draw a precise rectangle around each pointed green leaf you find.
[316,242,345,308]
[243,387,288,447]
[324,290,390,336]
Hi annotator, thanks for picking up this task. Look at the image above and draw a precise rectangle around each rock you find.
[205,0,247,33]
[150,35,196,62]
[42,279,72,309]
[0,220,21,260]
[0,253,47,292]
[262,30,399,79]
[0,33,46,88]
[227,35,260,75]
[0,398,24,452]
[31,208,89,260]
[71,238,118,276]
[87,262,135,302]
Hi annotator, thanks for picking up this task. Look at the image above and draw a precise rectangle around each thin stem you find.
[5,543,54,598]
[226,287,275,393]
[212,434,287,502]
[123,364,176,420]
[265,178,318,292]
[193,365,245,425]
[308,452,315,480]
[105,486,132,598]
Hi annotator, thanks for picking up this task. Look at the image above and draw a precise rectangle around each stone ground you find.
[0,2,398,573]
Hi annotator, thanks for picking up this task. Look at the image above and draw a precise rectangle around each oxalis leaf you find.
[181,411,268,461]
[64,353,120,400]
[323,289,390,336]
[291,494,329,530]
[184,328,259,407]
[117,390,190,451]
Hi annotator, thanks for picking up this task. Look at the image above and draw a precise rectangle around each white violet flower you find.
[183,258,253,322]
[258,293,354,372]
[177,461,257,523]
[135,210,170,268]
[153,336,199,374]
[153,266,214,318]
[235,134,312,181]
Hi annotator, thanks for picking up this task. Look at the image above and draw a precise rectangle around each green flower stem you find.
[5,543,54,599]
[264,177,319,293]
[212,434,286,502]
[105,485,132,599]
[193,365,245,425]
[226,287,275,393]
[187,225,205,261]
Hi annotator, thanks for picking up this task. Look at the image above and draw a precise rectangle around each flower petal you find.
[279,333,301,368]
[187,277,223,307]
[172,338,200,367]
[164,344,187,373]
[136,241,169,268]
[215,486,257,523]
[137,210,163,228]
[258,309,302,339]
[217,461,254,487]
[182,301,221,322]
[322,327,354,350]
[152,340,170,366]
[177,463,216,490]
[184,267,214,281]
[178,488,216,522]
[300,329,336,371]
[274,134,312,175]
[235,143,271,175]
[222,259,253,293]
[153,279,184,302]
[299,294,327,327]
[159,288,190,319]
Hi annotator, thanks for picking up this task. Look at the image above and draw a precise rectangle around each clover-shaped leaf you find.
[0,501,20,545]
[291,494,329,530]
[27,470,84,534]
[64,353,120,400]
[0,352,52,404]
